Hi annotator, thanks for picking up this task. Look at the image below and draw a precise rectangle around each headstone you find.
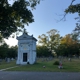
[42,57,45,62]
[59,56,62,62]
[11,58,14,61]
[43,65,46,68]
[49,56,53,60]
[68,58,71,61]
[7,58,10,63]
[5,57,7,62]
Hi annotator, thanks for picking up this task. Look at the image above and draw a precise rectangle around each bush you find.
[53,61,59,65]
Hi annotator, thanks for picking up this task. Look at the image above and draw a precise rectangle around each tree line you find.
[37,29,80,58]
[0,35,17,59]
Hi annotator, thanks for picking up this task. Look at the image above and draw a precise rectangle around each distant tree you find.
[0,0,40,38]
[38,29,61,54]
[37,45,52,57]
[6,45,18,58]
[55,34,80,57]
[0,42,18,59]
[60,34,76,45]
[71,31,80,43]
[0,43,9,58]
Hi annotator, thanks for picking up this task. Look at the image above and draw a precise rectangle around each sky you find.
[5,0,79,46]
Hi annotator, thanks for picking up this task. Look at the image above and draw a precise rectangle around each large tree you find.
[38,29,61,54]
[65,0,80,16]
[65,0,80,32]
[0,0,40,38]
[56,34,80,57]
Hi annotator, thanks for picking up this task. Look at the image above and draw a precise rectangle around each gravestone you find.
[68,58,71,61]
[11,58,14,61]
[7,58,10,63]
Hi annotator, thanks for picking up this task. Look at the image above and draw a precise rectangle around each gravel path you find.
[0,71,80,80]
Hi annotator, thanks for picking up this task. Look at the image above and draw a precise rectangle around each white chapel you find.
[16,30,37,65]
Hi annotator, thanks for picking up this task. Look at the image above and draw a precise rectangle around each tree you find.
[0,0,40,38]
[6,45,18,58]
[0,33,5,45]
[65,0,80,32]
[0,43,18,59]
[38,29,61,54]
[37,45,52,57]
[65,0,80,15]
[71,31,80,42]
[56,34,80,57]
[0,43,9,58]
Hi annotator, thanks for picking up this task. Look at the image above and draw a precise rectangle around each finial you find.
[23,28,26,33]
[23,28,28,35]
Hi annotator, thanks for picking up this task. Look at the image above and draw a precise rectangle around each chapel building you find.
[16,30,37,65]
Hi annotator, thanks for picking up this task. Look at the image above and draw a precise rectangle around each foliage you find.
[0,43,17,59]
[65,0,80,15]
[6,46,18,58]
[0,43,9,58]
[71,31,79,42]
[38,29,61,55]
[0,34,5,45]
[53,61,59,65]
[60,34,77,45]
[55,34,80,57]
[65,0,80,32]
[37,45,52,57]
[0,0,40,38]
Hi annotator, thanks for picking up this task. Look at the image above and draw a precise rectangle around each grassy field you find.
[0,58,80,72]
[0,60,16,69]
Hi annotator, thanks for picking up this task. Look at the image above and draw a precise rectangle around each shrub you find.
[53,61,59,65]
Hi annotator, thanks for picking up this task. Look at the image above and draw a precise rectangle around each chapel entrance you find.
[23,53,27,62]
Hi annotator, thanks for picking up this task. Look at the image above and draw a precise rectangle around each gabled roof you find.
[16,33,37,41]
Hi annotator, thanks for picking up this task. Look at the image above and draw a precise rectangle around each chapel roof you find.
[16,30,37,41]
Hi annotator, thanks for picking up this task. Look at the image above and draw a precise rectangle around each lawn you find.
[0,58,79,72]
[0,60,16,69]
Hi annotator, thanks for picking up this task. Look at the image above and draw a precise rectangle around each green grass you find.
[0,58,80,72]
[0,60,16,69]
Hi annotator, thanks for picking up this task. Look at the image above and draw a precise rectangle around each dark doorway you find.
[23,53,27,62]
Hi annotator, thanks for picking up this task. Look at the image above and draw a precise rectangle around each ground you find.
[0,71,80,80]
